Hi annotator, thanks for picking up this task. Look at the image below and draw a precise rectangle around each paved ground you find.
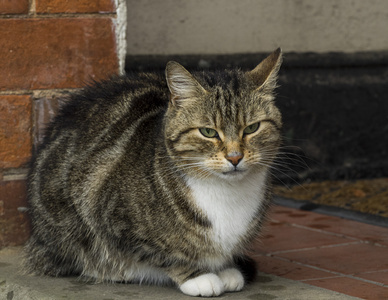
[1,247,357,300]
[2,203,388,299]
[252,205,388,299]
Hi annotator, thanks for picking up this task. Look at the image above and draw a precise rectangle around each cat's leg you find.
[171,257,251,296]
[118,262,173,286]
[234,254,257,283]
[178,269,244,296]
[218,268,245,292]
[179,273,225,297]
[23,235,79,277]
[120,261,225,296]
[195,255,255,294]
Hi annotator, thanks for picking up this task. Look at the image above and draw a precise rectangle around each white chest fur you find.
[186,171,267,253]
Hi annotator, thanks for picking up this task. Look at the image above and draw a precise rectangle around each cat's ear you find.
[165,61,207,106]
[247,48,282,92]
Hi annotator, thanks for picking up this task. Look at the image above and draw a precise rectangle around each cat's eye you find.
[199,128,219,138]
[243,122,260,135]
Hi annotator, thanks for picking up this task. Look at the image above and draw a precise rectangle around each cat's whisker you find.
[257,160,308,190]
[248,148,311,174]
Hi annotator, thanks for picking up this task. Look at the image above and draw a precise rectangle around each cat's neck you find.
[186,170,269,254]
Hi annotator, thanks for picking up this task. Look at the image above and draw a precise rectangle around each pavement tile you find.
[252,254,336,281]
[270,206,388,246]
[256,221,354,253]
[304,276,388,300]
[275,243,388,275]
[257,205,388,298]
[355,270,388,286]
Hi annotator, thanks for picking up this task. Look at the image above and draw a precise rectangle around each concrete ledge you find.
[1,247,359,300]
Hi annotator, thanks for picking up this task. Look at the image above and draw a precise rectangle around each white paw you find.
[218,268,244,292]
[179,273,225,297]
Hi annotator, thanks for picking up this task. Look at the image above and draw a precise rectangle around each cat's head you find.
[164,48,282,181]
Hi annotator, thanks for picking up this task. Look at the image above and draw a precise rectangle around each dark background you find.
[126,51,388,183]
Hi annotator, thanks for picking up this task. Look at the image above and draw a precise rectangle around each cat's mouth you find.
[221,167,247,178]
[218,169,248,181]
[222,169,245,175]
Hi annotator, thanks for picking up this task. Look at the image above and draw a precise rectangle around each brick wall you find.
[0,0,122,248]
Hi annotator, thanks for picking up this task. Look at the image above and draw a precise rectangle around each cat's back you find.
[47,72,168,138]
[34,72,168,160]
[28,72,169,215]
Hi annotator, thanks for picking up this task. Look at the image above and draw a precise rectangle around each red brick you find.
[0,0,29,14]
[255,221,352,254]
[0,95,32,168]
[0,180,30,248]
[277,243,388,275]
[357,270,388,286]
[270,206,388,246]
[33,94,68,147]
[0,18,119,91]
[252,255,334,281]
[306,277,388,299]
[36,0,115,13]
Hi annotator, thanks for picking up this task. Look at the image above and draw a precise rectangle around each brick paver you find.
[251,205,388,299]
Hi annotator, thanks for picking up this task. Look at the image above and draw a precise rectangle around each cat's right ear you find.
[165,61,207,106]
[247,48,282,92]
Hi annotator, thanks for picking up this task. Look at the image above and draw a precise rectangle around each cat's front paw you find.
[179,273,225,297]
[218,268,244,292]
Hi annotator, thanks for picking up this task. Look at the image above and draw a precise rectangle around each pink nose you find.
[226,153,244,167]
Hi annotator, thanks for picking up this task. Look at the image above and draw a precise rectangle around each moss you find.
[274,178,388,218]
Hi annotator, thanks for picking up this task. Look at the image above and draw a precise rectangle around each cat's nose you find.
[226,152,244,167]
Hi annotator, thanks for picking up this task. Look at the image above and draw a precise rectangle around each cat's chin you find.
[217,170,248,181]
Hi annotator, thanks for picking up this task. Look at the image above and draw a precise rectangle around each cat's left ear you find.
[165,61,207,106]
[247,48,282,92]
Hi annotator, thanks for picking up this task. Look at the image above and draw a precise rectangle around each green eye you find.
[199,128,219,138]
[243,122,260,135]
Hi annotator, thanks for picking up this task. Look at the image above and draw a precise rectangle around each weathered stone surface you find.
[0,95,32,169]
[0,180,30,248]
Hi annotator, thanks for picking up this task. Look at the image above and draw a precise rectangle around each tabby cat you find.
[24,48,283,297]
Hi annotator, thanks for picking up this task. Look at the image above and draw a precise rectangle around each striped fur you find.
[24,49,283,297]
